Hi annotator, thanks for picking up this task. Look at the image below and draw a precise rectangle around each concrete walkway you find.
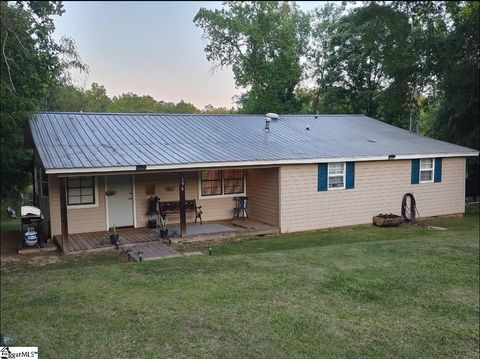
[168,223,234,236]
[122,241,182,261]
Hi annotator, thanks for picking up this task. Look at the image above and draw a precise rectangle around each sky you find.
[52,1,322,109]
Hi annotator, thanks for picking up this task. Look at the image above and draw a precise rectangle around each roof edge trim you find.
[45,152,478,175]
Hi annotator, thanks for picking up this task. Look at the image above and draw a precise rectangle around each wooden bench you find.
[159,200,203,224]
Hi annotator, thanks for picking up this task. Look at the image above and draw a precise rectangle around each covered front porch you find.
[54,219,278,254]
[50,166,280,253]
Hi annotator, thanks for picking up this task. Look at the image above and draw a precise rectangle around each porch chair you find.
[233,196,248,221]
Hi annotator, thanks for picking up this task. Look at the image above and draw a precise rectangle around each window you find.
[41,171,49,197]
[200,170,245,197]
[201,170,222,196]
[224,169,244,194]
[34,166,40,197]
[328,162,345,189]
[67,176,95,205]
[420,159,434,183]
[34,166,49,197]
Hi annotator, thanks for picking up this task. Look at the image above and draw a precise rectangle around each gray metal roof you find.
[30,112,478,172]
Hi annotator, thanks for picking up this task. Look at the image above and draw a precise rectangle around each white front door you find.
[107,175,134,228]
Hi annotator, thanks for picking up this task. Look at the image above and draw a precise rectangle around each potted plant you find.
[159,216,169,239]
[110,225,119,244]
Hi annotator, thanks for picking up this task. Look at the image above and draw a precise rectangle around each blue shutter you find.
[411,159,420,184]
[434,158,442,183]
[346,162,355,189]
[318,163,328,191]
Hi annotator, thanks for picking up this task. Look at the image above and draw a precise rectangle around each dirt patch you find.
[1,252,62,272]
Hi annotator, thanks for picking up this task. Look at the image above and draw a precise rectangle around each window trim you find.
[419,158,435,184]
[66,176,99,209]
[198,169,246,199]
[327,162,346,190]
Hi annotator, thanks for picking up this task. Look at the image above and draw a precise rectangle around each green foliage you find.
[107,93,200,113]
[0,1,85,202]
[159,216,168,230]
[194,1,309,114]
[47,85,235,114]
[430,2,479,150]
[300,1,478,150]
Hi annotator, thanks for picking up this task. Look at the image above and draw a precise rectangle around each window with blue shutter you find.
[318,163,328,191]
[346,162,355,189]
[411,159,420,184]
[434,158,442,182]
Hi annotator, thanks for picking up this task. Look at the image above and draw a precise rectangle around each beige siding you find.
[49,175,107,236]
[247,168,279,226]
[279,158,466,233]
[134,171,234,227]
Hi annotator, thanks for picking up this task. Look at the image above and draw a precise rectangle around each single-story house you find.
[26,112,478,249]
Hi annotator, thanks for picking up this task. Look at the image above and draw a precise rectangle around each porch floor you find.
[54,227,161,253]
[54,220,279,254]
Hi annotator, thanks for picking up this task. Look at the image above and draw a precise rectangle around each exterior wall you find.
[279,158,466,233]
[246,168,279,226]
[49,175,107,236]
[47,157,466,236]
[134,171,234,227]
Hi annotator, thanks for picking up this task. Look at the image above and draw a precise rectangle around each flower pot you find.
[147,219,157,229]
[160,229,169,239]
[373,214,403,227]
[110,234,119,244]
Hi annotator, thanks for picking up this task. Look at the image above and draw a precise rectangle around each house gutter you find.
[45,152,479,175]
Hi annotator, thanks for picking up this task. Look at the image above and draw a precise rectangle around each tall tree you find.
[194,1,309,114]
[0,1,85,202]
[304,2,346,114]
[411,1,479,150]
[322,4,414,125]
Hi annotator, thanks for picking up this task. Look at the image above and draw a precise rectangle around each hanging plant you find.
[105,188,117,196]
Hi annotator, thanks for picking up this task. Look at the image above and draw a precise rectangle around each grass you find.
[1,209,478,358]
[0,217,20,232]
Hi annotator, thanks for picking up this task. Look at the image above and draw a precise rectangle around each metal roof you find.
[29,112,478,173]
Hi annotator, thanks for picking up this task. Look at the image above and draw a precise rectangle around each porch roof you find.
[29,112,478,174]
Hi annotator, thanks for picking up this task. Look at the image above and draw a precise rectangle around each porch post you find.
[58,176,69,253]
[178,172,187,237]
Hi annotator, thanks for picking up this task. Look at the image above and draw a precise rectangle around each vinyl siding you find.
[279,158,466,233]
[246,168,279,226]
[49,175,107,236]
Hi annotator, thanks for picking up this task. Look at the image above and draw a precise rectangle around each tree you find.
[107,93,201,113]
[203,104,232,114]
[194,1,309,114]
[321,4,414,123]
[83,83,111,112]
[304,2,346,114]
[0,1,85,202]
[174,100,198,113]
[418,1,479,150]
[108,93,158,113]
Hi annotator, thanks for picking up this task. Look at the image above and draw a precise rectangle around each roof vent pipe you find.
[266,113,279,120]
[264,113,278,132]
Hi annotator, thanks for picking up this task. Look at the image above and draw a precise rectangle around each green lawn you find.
[1,210,478,358]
